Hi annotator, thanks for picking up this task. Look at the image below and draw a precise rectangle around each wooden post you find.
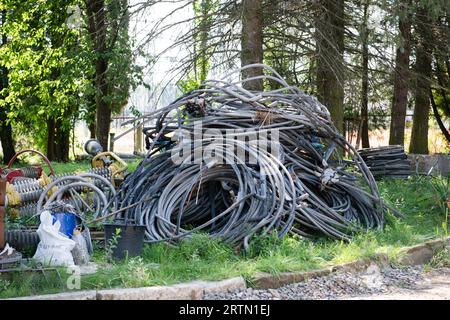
[109,132,115,152]
[134,124,143,154]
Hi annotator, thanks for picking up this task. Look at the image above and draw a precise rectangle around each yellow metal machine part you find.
[91,151,128,186]
[5,183,20,207]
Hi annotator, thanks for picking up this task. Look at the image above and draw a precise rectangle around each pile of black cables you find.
[358,145,411,179]
[115,64,389,249]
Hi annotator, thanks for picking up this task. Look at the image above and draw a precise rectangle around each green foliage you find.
[432,88,450,118]
[176,0,219,92]
[192,0,217,82]
[129,105,142,118]
[117,256,159,287]
[105,227,121,262]
[104,0,143,113]
[177,77,202,94]
[0,0,143,153]
[0,0,92,150]
[0,279,10,291]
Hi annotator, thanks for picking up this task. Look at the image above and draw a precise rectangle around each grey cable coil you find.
[358,145,412,179]
[36,172,117,219]
[14,198,84,217]
[7,167,112,207]
[111,64,392,249]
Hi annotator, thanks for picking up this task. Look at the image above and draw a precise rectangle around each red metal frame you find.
[6,149,55,176]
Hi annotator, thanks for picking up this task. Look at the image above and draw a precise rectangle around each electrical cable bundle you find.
[358,145,411,179]
[115,64,389,248]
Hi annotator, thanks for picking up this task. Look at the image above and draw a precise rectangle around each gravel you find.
[204,264,425,300]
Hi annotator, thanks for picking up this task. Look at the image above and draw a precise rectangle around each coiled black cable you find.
[112,64,387,248]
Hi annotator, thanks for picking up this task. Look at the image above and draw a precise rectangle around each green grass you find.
[0,172,448,299]
[9,158,142,176]
[50,159,142,175]
[50,161,92,174]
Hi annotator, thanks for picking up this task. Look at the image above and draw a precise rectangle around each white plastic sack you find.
[0,243,14,256]
[33,210,76,267]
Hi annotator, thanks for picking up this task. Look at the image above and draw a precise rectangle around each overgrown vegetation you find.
[0,175,447,299]
[428,247,450,269]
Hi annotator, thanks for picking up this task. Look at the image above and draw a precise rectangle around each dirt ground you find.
[205,265,450,300]
[342,268,450,300]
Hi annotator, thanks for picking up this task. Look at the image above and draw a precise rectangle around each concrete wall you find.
[408,154,450,176]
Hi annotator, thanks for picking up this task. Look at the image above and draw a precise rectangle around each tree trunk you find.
[0,10,16,164]
[315,0,345,133]
[434,58,450,116]
[87,0,110,150]
[409,7,432,154]
[430,89,450,142]
[360,0,370,148]
[96,79,111,150]
[46,118,56,161]
[88,120,96,139]
[86,77,97,139]
[389,3,411,146]
[46,118,70,162]
[54,119,70,162]
[195,0,212,83]
[240,0,263,91]
[0,115,15,165]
